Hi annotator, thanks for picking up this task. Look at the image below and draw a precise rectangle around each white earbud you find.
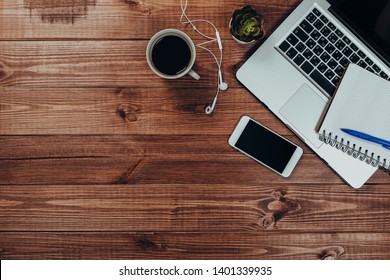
[216,31,223,50]
[218,69,228,91]
[205,92,219,115]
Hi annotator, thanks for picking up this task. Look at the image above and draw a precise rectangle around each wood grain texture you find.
[1,232,389,259]
[0,135,296,159]
[0,154,346,185]
[0,134,387,185]
[0,87,289,135]
[0,40,252,88]
[1,184,390,232]
[1,0,390,260]
[0,0,300,39]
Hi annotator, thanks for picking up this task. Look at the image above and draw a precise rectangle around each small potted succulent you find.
[229,5,264,44]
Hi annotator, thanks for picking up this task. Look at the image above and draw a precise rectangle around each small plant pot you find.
[229,5,264,44]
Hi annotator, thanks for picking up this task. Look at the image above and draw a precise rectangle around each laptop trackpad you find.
[279,84,326,148]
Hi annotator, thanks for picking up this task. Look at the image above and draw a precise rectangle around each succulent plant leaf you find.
[230,5,264,42]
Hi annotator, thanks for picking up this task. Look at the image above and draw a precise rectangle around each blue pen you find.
[341,128,390,150]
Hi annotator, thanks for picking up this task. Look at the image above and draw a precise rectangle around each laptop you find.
[236,0,390,188]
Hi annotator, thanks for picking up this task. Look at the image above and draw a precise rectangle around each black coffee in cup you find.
[151,35,191,76]
[147,29,199,80]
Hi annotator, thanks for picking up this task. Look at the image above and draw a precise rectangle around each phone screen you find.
[235,120,297,173]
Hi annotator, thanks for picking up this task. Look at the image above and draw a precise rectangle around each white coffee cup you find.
[146,29,200,80]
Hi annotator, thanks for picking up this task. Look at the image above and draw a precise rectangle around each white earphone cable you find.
[179,0,227,114]
[180,0,218,40]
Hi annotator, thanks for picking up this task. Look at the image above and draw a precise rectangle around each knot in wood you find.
[261,214,275,229]
[267,200,289,213]
[272,190,285,200]
[122,0,151,15]
[320,246,345,260]
[123,0,141,6]
[143,8,151,15]
[321,251,337,260]
[136,238,157,250]
[116,104,141,122]
[135,236,168,252]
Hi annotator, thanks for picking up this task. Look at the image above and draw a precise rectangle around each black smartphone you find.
[229,116,303,177]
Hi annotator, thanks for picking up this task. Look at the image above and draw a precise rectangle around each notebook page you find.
[319,64,390,160]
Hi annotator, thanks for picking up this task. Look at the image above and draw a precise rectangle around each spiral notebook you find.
[317,63,390,170]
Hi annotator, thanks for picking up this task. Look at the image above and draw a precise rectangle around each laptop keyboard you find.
[276,7,390,96]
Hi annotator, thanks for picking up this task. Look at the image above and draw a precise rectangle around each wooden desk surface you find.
[1,0,390,260]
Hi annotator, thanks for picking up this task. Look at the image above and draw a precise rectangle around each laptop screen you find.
[329,0,390,65]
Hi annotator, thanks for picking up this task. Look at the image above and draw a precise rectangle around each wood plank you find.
[0,0,300,39]
[0,87,291,135]
[0,154,350,185]
[0,40,250,88]
[1,184,390,232]
[0,232,389,259]
[0,152,388,185]
[2,135,388,183]
[0,135,307,159]
[1,134,387,185]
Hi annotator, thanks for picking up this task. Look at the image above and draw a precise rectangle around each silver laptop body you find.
[237,0,390,188]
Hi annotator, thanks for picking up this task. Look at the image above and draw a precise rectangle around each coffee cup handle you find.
[188,69,200,80]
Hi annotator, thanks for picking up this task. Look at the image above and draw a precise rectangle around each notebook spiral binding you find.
[319,130,390,172]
